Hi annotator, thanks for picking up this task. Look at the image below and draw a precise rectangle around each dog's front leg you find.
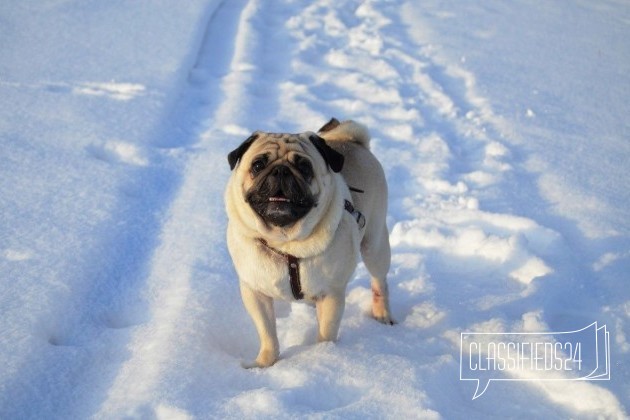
[316,291,346,342]
[239,283,279,368]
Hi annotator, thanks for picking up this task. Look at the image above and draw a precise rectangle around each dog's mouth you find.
[249,195,314,227]
[266,191,314,209]
[246,171,315,227]
[259,191,314,227]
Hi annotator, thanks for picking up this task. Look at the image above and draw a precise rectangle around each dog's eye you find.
[294,156,314,181]
[250,158,267,175]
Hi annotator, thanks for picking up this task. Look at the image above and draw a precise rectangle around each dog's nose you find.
[272,165,291,179]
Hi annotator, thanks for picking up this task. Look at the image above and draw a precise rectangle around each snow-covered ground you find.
[1,0,628,418]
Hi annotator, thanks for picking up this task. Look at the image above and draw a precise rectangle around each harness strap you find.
[344,199,366,229]
[258,198,365,301]
[287,255,303,300]
[258,239,304,300]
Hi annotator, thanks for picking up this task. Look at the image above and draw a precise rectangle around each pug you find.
[225,118,393,368]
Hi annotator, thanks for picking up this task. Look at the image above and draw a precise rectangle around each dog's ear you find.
[228,133,260,170]
[317,117,341,134]
[309,134,344,173]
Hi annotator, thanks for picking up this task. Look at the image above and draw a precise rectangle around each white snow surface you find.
[1,0,628,418]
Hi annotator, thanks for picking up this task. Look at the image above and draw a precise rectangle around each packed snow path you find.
[0,0,627,418]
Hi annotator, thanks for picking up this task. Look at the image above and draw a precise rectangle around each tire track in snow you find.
[93,0,278,416]
[0,4,224,420]
[387,2,623,416]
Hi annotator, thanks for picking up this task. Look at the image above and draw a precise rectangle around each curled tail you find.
[317,118,371,149]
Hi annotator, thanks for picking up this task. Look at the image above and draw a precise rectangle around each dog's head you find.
[227,131,344,229]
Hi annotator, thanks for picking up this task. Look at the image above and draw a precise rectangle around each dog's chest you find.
[251,247,330,302]
[227,214,361,302]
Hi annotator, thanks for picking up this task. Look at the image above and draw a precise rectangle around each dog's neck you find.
[257,175,350,258]
[256,198,364,301]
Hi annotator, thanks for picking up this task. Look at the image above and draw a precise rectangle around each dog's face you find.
[241,134,317,228]
[227,131,344,231]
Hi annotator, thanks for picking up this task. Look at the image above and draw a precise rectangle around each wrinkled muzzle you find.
[245,164,315,227]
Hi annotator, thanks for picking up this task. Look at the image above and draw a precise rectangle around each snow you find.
[1,0,628,418]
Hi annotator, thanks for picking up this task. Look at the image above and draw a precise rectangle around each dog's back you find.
[318,118,393,324]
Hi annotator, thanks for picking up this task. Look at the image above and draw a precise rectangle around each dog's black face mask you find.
[245,157,316,227]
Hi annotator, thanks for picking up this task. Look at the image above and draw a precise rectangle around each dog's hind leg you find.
[361,224,395,325]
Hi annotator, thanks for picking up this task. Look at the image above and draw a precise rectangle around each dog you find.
[225,118,393,368]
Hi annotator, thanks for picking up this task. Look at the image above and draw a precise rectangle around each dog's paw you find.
[373,313,396,326]
[371,290,395,325]
[241,349,279,369]
[241,360,264,369]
